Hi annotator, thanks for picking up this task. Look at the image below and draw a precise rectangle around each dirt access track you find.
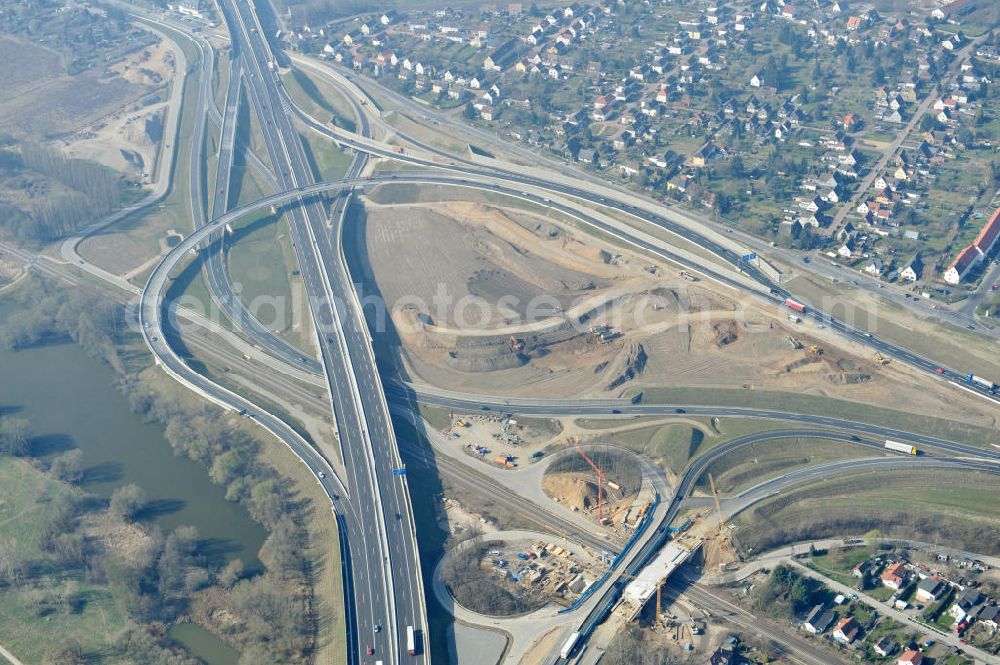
[346,190,1000,429]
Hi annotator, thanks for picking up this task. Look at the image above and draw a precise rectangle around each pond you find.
[169,623,240,665]
[0,302,266,571]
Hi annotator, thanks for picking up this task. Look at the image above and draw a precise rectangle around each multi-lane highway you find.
[111,6,1000,665]
[137,0,431,662]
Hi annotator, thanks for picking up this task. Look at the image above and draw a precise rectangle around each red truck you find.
[784,298,806,313]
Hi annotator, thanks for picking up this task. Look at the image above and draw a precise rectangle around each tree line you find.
[0,143,127,245]
[0,277,320,663]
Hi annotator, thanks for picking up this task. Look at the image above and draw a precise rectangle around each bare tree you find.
[0,416,31,456]
[108,484,146,521]
[0,539,25,586]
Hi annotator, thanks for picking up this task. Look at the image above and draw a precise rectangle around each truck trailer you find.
[884,440,917,455]
[784,298,807,313]
[406,625,416,656]
[966,374,996,391]
[560,632,581,660]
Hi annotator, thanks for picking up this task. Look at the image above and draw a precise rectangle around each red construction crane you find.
[570,437,605,521]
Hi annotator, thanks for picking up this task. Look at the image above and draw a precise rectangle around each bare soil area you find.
[0,37,63,103]
[0,37,167,143]
[350,196,1000,428]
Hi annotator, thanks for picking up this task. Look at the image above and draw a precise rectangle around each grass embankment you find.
[732,468,1000,556]
[281,66,357,133]
[576,416,802,476]
[697,437,872,495]
[626,385,998,449]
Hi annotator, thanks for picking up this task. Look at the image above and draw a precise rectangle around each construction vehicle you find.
[874,352,890,365]
[678,270,698,282]
[509,336,524,352]
[786,336,802,349]
[809,344,822,356]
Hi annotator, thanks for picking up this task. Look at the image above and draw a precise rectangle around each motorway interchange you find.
[54,4,999,665]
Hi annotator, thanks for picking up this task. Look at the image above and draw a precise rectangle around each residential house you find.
[484,38,522,71]
[842,113,861,131]
[803,605,835,634]
[852,560,876,579]
[946,244,983,284]
[932,0,977,22]
[897,649,923,665]
[915,577,947,603]
[949,589,982,622]
[881,562,909,589]
[865,258,884,277]
[689,141,718,168]
[944,206,1000,284]
[977,605,1000,629]
[874,638,896,658]
[833,616,860,644]
[900,255,922,282]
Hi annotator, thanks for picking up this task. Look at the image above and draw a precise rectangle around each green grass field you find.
[282,66,357,133]
[702,436,871,495]
[626,384,999,449]
[576,417,799,474]
[226,212,295,333]
[733,469,1000,556]
[0,458,126,663]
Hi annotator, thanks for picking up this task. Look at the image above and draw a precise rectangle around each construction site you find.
[442,412,562,469]
[542,438,652,534]
[440,534,607,615]
[344,191,1000,429]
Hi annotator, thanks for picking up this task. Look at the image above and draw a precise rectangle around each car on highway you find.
[366,646,374,655]
[318,471,326,479]
[374,624,381,633]
[936,367,945,374]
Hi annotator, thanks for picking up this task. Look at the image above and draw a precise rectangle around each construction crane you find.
[704,473,737,572]
[709,473,724,535]
[570,436,606,521]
